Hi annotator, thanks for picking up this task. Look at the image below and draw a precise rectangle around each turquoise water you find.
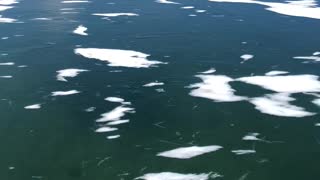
[1,0,320,179]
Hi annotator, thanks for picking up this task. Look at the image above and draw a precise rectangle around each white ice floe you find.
[74,48,165,68]
[231,150,256,155]
[56,68,88,82]
[208,0,320,20]
[96,106,134,122]
[157,145,223,159]
[312,99,320,107]
[0,75,12,78]
[85,107,96,112]
[315,123,320,126]
[181,6,195,9]
[265,71,289,76]
[242,133,261,141]
[61,0,90,3]
[189,75,247,102]
[136,172,210,180]
[73,25,88,36]
[240,54,254,63]
[92,13,139,17]
[0,15,16,23]
[199,68,216,74]
[294,56,320,62]
[313,51,320,56]
[156,0,180,4]
[0,0,17,5]
[237,74,320,93]
[196,9,207,13]
[107,135,120,139]
[250,93,315,117]
[32,18,52,21]
[51,90,80,96]
[107,119,130,125]
[24,104,41,109]
[95,126,118,133]
[0,6,13,11]
[105,97,125,103]
[0,62,14,65]
[1,37,8,40]
[143,81,164,87]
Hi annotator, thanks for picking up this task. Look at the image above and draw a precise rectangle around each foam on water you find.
[24,104,41,109]
[231,150,256,155]
[208,0,320,20]
[56,68,88,82]
[189,75,247,102]
[157,145,223,159]
[73,25,88,36]
[143,81,164,87]
[237,75,320,93]
[74,48,166,68]
[136,172,210,180]
[92,13,139,17]
[249,93,315,117]
[51,90,80,96]
[265,71,289,76]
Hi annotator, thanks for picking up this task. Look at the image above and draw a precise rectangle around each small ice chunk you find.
[73,25,88,36]
[157,145,223,159]
[107,135,120,139]
[96,106,134,122]
[242,133,261,141]
[199,68,216,74]
[240,54,254,63]
[56,68,88,81]
[51,90,80,96]
[85,107,96,112]
[136,172,210,180]
[181,6,195,9]
[61,0,90,3]
[0,62,14,65]
[231,150,256,155]
[95,126,118,133]
[156,0,180,4]
[265,71,289,76]
[143,81,164,87]
[312,99,320,107]
[105,97,125,103]
[92,13,139,17]
[0,75,12,78]
[24,104,41,109]
[107,119,130,125]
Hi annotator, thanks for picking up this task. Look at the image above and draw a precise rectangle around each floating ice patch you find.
[51,90,80,96]
[32,18,52,21]
[157,145,223,159]
[92,13,139,17]
[315,123,320,126]
[199,68,216,74]
[105,97,125,103]
[294,56,320,62]
[136,172,210,180]
[313,51,320,56]
[196,9,207,13]
[189,14,197,16]
[24,104,41,109]
[0,15,16,23]
[85,107,96,112]
[143,81,164,87]
[240,54,254,63]
[56,68,88,82]
[95,126,118,133]
[0,75,12,78]
[312,99,320,107]
[74,48,165,68]
[237,74,320,93]
[156,0,180,4]
[61,0,90,3]
[107,135,120,139]
[0,0,18,5]
[231,150,256,155]
[189,75,247,102]
[265,71,289,76]
[73,25,88,36]
[250,93,315,117]
[181,6,195,9]
[0,62,14,65]
[107,119,130,125]
[0,6,12,12]
[208,0,320,20]
[242,133,261,141]
[96,106,134,122]
[1,37,8,40]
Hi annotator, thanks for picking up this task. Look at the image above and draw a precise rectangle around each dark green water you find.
[1,0,320,179]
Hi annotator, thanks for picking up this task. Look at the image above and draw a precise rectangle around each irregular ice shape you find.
[157,145,223,159]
